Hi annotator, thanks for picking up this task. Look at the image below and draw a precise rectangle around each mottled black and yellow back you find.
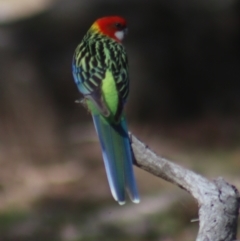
[72,28,129,122]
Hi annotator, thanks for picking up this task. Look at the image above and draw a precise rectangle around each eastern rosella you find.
[72,16,140,205]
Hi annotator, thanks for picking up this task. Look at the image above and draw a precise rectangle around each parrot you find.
[72,16,140,205]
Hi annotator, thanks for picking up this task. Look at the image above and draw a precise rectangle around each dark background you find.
[0,0,239,240]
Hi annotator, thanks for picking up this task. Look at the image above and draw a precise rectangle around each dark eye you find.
[115,22,123,29]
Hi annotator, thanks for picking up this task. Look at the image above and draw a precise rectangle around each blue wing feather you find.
[72,65,91,95]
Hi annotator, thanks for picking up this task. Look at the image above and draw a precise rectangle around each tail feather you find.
[121,119,140,204]
[92,114,140,204]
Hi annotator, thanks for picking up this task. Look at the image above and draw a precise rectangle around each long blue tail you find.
[92,114,140,205]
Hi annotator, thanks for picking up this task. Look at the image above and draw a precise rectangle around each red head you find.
[91,16,127,42]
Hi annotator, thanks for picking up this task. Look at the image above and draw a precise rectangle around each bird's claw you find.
[75,98,88,109]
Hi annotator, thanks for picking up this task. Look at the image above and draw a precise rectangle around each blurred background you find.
[0,0,240,240]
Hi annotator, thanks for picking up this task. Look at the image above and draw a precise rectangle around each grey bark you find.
[129,133,239,241]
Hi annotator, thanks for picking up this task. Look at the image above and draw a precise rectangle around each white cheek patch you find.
[115,31,124,41]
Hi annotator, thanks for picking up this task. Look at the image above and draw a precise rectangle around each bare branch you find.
[129,133,239,241]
